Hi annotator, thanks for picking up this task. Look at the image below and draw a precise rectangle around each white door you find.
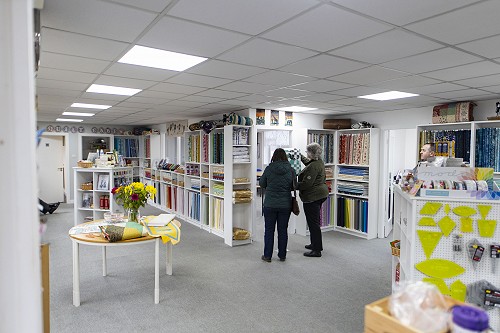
[37,135,65,203]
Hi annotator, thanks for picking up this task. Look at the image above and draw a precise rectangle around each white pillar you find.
[0,0,42,332]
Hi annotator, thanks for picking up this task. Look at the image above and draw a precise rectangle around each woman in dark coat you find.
[259,148,295,262]
[298,143,329,257]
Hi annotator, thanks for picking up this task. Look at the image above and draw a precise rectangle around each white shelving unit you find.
[147,125,256,246]
[73,167,133,225]
[292,128,380,239]
[335,128,380,240]
[224,125,256,246]
[113,135,140,181]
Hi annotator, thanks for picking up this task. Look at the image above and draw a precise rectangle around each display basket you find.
[77,161,93,168]
[80,182,93,190]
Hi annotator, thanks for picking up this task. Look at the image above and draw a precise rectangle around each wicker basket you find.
[80,182,93,190]
[77,161,93,168]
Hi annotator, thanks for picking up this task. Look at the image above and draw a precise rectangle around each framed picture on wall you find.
[97,174,110,191]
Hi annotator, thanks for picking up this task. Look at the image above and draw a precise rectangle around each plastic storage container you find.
[451,305,489,333]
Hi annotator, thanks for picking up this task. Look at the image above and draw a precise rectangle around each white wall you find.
[325,98,499,130]
[1,1,42,331]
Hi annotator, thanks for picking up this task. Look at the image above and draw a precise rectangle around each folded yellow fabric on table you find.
[100,222,148,242]
[141,216,181,244]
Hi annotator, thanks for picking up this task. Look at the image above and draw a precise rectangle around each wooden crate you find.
[364,296,461,333]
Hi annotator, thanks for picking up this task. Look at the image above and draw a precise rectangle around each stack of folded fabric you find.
[233,147,250,163]
[233,189,252,203]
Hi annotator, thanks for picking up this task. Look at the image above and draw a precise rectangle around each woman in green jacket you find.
[259,148,295,262]
[298,143,329,257]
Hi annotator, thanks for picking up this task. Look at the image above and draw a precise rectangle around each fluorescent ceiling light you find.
[71,103,111,110]
[276,106,318,112]
[86,84,141,96]
[56,118,83,122]
[63,112,95,117]
[118,45,207,71]
[358,91,419,101]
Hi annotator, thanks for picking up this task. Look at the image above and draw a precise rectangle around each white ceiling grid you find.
[37,0,500,125]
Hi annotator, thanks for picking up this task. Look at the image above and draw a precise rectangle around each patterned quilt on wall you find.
[284,148,302,174]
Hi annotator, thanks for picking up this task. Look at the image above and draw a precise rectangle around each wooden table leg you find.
[72,240,80,307]
[166,242,172,276]
[154,238,159,304]
[102,246,107,277]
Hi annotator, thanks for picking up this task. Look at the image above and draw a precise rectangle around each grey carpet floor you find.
[43,203,391,333]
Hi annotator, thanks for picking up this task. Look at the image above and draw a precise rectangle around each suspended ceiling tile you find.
[423,61,500,81]
[217,38,318,69]
[328,0,479,26]
[138,17,250,58]
[406,1,500,45]
[280,54,367,79]
[329,66,408,85]
[150,82,207,94]
[41,0,157,42]
[332,86,387,98]
[455,73,500,88]
[216,81,277,94]
[187,60,266,80]
[429,88,491,100]
[179,95,225,103]
[40,52,110,74]
[125,96,172,105]
[244,71,311,86]
[37,67,98,84]
[78,92,128,102]
[369,75,441,90]
[168,0,319,35]
[263,4,391,52]
[94,75,158,89]
[36,87,82,97]
[103,63,178,82]
[166,73,232,88]
[41,28,129,61]
[330,29,443,64]
[262,88,311,99]
[36,78,89,91]
[107,0,172,12]
[134,90,186,100]
[480,85,500,94]
[457,34,500,59]
[382,48,482,74]
[289,80,354,93]
[403,82,466,95]
[163,100,207,108]
[195,89,250,99]
[297,93,345,103]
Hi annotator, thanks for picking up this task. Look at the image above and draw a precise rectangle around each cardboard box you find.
[365,296,461,333]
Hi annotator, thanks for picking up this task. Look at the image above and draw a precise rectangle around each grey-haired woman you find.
[298,142,329,257]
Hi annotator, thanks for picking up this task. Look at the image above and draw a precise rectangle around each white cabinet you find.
[73,167,132,225]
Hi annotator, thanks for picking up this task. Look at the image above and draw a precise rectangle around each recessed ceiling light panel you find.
[86,84,141,96]
[276,106,318,112]
[63,112,95,117]
[358,91,419,101]
[118,45,207,71]
[71,103,111,110]
[56,118,83,122]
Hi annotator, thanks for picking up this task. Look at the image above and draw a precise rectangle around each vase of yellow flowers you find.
[112,182,157,222]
